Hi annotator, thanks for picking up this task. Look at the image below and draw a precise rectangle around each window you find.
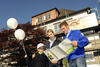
[44,13,50,20]
[54,22,61,33]
[37,16,42,22]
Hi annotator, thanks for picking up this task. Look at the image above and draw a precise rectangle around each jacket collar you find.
[49,37,56,43]
[66,30,72,38]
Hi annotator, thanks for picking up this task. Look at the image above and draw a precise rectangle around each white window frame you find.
[44,13,50,20]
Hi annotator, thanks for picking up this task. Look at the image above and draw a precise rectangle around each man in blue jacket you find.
[59,21,89,67]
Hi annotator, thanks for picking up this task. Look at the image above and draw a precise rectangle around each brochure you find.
[44,38,77,61]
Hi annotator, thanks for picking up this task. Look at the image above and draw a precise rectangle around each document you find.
[44,38,77,61]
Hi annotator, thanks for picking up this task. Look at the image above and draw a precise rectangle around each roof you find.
[32,8,59,18]
[58,8,74,17]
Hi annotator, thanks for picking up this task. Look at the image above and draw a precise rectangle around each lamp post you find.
[94,8,100,20]
[7,18,27,55]
[99,0,100,20]
[90,8,100,20]
[14,29,27,55]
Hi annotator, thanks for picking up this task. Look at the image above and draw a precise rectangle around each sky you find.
[0,0,100,30]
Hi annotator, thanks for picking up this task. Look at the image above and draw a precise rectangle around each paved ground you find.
[87,64,100,67]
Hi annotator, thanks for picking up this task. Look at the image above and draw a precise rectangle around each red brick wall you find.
[32,9,59,25]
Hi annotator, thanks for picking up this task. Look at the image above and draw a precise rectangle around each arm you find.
[77,35,89,48]
[71,30,89,48]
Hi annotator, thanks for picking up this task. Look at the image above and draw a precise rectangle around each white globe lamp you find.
[7,18,18,29]
[14,29,25,40]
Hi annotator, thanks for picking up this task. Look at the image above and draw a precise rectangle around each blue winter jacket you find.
[64,30,89,62]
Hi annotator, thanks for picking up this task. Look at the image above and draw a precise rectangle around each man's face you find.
[60,25,69,35]
[47,32,54,39]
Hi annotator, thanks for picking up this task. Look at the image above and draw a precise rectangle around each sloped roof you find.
[32,8,74,18]
[58,8,74,17]
[32,8,59,18]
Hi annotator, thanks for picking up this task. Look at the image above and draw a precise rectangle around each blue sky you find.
[0,0,100,29]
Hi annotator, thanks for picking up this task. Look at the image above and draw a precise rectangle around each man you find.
[60,21,89,67]
[45,29,63,67]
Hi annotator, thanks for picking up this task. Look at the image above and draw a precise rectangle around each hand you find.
[32,53,35,58]
[71,41,78,46]
[51,59,58,64]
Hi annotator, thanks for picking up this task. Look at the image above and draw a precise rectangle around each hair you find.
[47,29,54,34]
[59,21,68,28]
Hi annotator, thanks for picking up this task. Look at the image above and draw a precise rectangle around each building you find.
[32,8,74,34]
[32,8,74,25]
[32,8,92,34]
[31,7,100,65]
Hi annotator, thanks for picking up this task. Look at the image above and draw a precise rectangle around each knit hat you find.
[37,43,44,49]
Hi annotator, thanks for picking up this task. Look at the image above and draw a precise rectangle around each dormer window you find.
[44,13,50,20]
[37,16,42,22]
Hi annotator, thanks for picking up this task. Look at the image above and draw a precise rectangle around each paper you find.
[44,38,77,61]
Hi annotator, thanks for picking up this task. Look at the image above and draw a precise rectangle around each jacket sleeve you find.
[77,30,89,48]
